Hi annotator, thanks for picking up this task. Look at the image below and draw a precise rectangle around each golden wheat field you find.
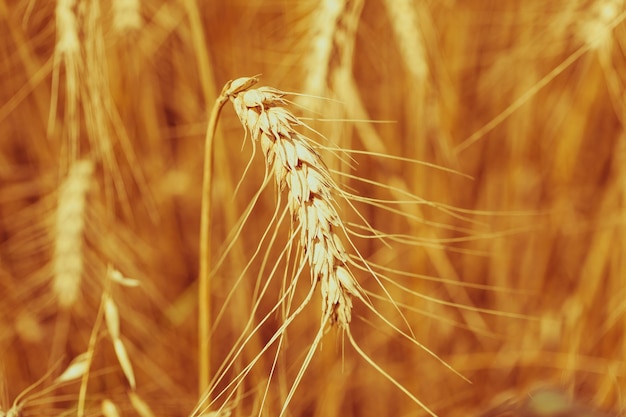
[1,0,626,416]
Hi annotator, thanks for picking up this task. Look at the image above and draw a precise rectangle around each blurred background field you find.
[1,0,626,416]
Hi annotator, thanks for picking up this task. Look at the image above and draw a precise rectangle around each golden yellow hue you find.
[1,1,625,416]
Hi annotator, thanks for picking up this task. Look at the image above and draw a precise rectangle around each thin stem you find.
[199,92,229,395]
[77,266,112,417]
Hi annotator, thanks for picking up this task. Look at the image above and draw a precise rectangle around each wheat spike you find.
[225,77,360,328]
[53,159,94,308]
[55,0,79,56]
[50,0,82,155]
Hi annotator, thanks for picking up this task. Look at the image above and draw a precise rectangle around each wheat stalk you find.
[194,76,359,415]
[197,76,469,417]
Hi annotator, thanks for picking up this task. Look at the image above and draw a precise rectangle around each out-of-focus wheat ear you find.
[299,0,388,157]
[55,0,79,55]
[112,0,142,33]
[53,159,94,309]
[49,0,81,156]
[296,0,346,110]
[383,0,429,82]
[579,1,626,124]
[101,399,121,417]
[578,0,623,51]
[384,0,462,165]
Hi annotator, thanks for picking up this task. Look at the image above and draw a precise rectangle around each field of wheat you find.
[1,0,626,416]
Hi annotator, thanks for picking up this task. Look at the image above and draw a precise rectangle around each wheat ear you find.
[50,0,81,156]
[223,76,361,328]
[223,78,454,417]
[383,0,428,82]
[197,77,358,402]
[53,159,93,308]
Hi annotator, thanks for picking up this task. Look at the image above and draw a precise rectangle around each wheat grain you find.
[101,399,121,417]
[110,269,141,287]
[113,338,136,390]
[298,0,389,156]
[103,290,136,390]
[55,353,90,383]
[104,295,120,340]
[53,159,94,308]
[225,77,360,328]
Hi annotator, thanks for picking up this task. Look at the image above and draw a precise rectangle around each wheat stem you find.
[198,89,230,395]
[198,77,258,394]
[77,287,107,417]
